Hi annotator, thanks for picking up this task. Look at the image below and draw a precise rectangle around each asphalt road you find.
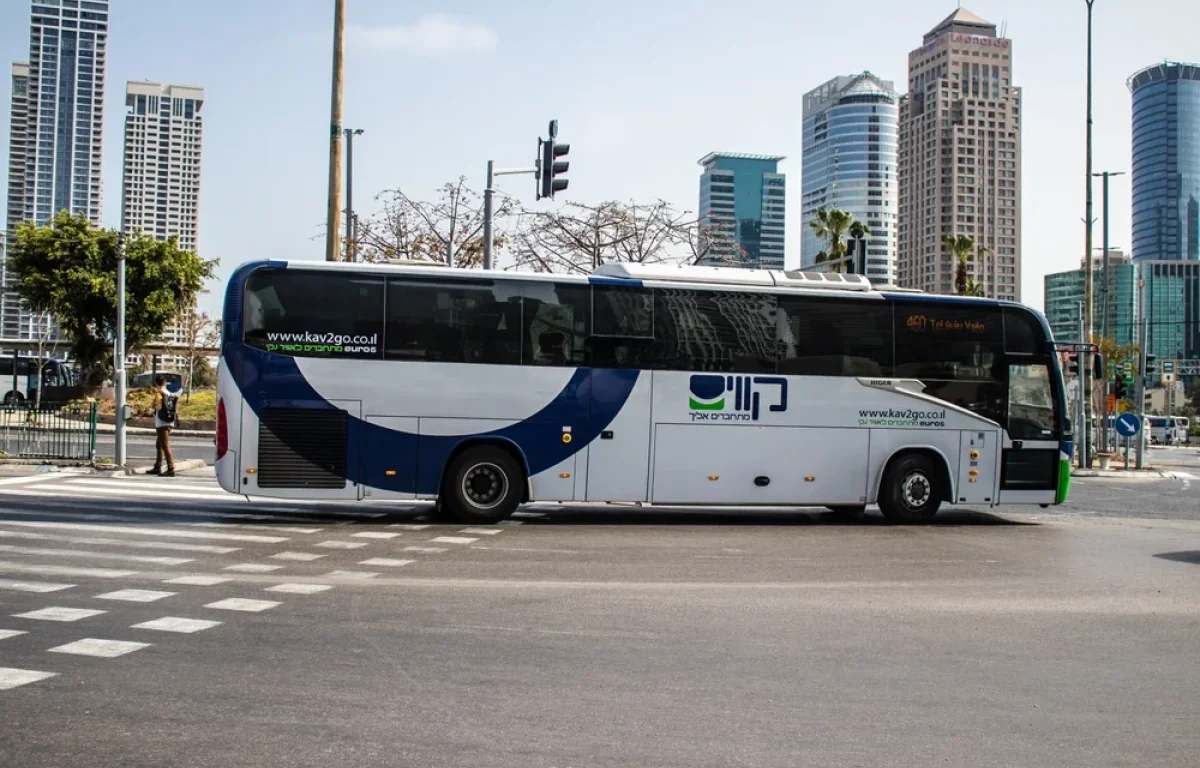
[0,466,1197,767]
[98,432,214,464]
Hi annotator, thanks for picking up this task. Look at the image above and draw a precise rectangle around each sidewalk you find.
[0,457,208,476]
[91,422,214,438]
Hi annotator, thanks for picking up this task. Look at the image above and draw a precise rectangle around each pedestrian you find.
[148,375,178,477]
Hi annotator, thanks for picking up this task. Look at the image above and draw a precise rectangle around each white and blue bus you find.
[216,260,1071,523]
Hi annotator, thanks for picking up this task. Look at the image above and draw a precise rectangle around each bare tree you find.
[511,200,740,274]
[181,306,220,401]
[33,311,60,410]
[355,177,516,268]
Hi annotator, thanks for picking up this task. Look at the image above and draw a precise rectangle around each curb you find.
[91,458,209,477]
[92,427,215,438]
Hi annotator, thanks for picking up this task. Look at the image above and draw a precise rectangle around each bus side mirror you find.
[1064,417,1073,436]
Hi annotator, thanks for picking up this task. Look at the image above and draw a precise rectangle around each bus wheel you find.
[878,453,943,524]
[441,446,524,524]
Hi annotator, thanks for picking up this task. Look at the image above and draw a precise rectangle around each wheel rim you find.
[461,462,508,510]
[900,471,931,510]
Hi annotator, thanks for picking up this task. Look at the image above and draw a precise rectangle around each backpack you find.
[159,392,178,424]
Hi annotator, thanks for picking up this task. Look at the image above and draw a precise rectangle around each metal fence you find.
[0,402,97,460]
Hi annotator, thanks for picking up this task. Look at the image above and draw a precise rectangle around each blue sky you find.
[0,0,1195,314]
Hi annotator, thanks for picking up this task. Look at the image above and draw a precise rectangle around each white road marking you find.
[13,607,106,622]
[8,486,330,526]
[0,529,239,554]
[164,575,229,586]
[0,578,74,593]
[0,544,191,566]
[497,520,524,526]
[204,598,280,613]
[265,583,332,595]
[187,522,323,534]
[94,589,176,603]
[0,562,137,579]
[314,540,368,549]
[0,667,56,690]
[270,552,326,562]
[430,536,479,545]
[223,563,284,573]
[401,546,447,554]
[459,528,503,535]
[350,531,401,539]
[0,629,28,640]
[389,523,431,530]
[0,474,75,487]
[0,520,287,543]
[323,570,379,579]
[132,617,222,634]
[49,638,150,658]
[358,558,414,567]
[511,511,547,518]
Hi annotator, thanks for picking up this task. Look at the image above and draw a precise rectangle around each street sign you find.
[1163,360,1175,373]
[1106,393,1116,413]
[1115,413,1141,438]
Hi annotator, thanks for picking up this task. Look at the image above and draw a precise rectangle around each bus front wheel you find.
[441,445,524,524]
[878,453,943,524]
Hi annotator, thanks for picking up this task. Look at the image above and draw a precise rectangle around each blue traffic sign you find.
[1115,413,1141,437]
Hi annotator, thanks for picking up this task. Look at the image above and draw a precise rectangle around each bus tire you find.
[441,445,524,524]
[878,453,943,524]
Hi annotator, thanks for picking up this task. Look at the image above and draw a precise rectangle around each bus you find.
[130,371,184,393]
[1,357,77,405]
[216,260,1071,524]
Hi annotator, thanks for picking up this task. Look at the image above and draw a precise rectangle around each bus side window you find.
[651,289,776,373]
[591,286,653,369]
[777,297,892,377]
[519,283,590,367]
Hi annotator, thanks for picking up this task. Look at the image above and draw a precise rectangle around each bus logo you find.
[688,375,788,422]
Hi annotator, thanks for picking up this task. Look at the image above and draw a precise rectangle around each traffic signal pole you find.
[482,119,569,271]
[1135,269,1147,469]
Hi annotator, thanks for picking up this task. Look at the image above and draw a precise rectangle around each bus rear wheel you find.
[441,445,524,524]
[878,453,943,524]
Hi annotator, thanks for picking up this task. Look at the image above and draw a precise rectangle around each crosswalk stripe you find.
[204,598,279,612]
[58,479,392,517]
[358,558,414,567]
[14,607,106,622]
[0,474,78,487]
[265,583,332,594]
[49,638,150,658]
[223,563,284,573]
[0,667,56,690]
[0,544,192,566]
[431,536,479,545]
[0,629,28,640]
[132,617,221,633]
[0,529,239,554]
[164,575,229,586]
[2,487,327,525]
[0,561,138,579]
[187,522,323,534]
[0,520,288,544]
[270,552,326,561]
[66,479,228,493]
[0,578,74,593]
[95,589,176,603]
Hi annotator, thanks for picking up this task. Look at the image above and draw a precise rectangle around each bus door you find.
[999,361,1059,500]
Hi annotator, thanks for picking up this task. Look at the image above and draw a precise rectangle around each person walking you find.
[148,375,178,477]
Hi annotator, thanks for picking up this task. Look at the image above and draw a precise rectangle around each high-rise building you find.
[801,72,899,284]
[697,153,786,270]
[1141,260,1200,364]
[2,63,32,336]
[3,0,109,339]
[121,81,205,253]
[896,8,1022,300]
[1043,250,1137,346]
[1129,62,1200,264]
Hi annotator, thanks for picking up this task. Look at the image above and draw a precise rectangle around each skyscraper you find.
[1128,62,1200,264]
[1043,250,1137,346]
[122,81,205,253]
[896,8,1022,300]
[3,0,109,338]
[801,72,899,283]
[697,153,786,270]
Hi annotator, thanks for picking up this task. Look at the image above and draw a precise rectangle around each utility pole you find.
[483,161,495,270]
[1081,0,1096,465]
[1093,170,1125,453]
[324,0,346,262]
[114,234,128,467]
[344,128,363,261]
[1135,268,1147,469]
[1077,301,1088,468]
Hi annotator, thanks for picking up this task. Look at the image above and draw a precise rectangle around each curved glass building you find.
[801,72,899,284]
[1129,62,1200,263]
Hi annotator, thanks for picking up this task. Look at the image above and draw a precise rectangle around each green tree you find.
[809,207,857,274]
[9,211,216,385]
[963,277,985,297]
[944,234,974,295]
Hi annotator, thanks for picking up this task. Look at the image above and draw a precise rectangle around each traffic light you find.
[1114,377,1127,401]
[1144,354,1158,378]
[538,119,570,200]
[1066,353,1080,376]
[1093,352,1104,379]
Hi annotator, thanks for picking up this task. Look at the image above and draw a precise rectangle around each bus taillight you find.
[216,398,228,461]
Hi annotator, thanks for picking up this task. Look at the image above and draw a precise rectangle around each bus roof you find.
[236,259,1023,309]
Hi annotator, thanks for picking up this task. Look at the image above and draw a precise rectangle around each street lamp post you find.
[344,128,363,261]
[114,233,128,467]
[1081,0,1097,466]
[325,0,346,262]
[1093,170,1125,452]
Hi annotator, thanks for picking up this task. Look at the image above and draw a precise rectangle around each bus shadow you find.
[504,506,1033,528]
[1153,551,1200,565]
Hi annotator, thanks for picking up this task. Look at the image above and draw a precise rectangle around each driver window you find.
[1007,363,1056,439]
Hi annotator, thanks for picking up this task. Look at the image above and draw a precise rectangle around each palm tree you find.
[944,234,974,295]
[809,207,856,273]
[963,277,985,297]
